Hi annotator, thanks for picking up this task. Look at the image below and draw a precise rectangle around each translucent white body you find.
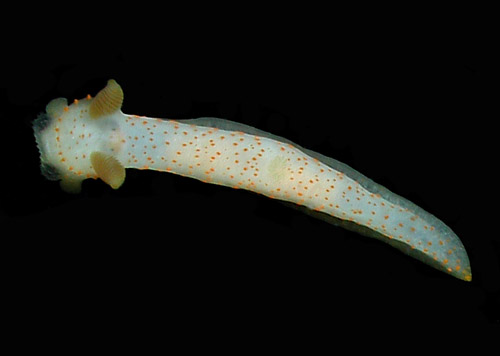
[33,81,471,281]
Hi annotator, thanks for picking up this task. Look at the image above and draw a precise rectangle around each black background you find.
[1,10,498,343]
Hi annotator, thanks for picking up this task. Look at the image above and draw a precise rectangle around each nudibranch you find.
[33,80,471,281]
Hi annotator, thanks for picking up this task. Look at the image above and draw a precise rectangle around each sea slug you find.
[33,80,472,281]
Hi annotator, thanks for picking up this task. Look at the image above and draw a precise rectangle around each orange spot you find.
[384,215,389,220]
[86,94,92,100]
[64,106,69,112]
[455,265,461,271]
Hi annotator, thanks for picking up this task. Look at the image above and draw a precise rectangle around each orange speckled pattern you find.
[33,80,471,281]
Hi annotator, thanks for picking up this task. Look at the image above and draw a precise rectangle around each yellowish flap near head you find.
[90,152,126,189]
[89,79,124,119]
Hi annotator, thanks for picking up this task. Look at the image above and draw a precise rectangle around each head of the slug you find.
[33,97,90,193]
[33,80,126,193]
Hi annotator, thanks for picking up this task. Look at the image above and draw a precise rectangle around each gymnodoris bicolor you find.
[33,80,471,281]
